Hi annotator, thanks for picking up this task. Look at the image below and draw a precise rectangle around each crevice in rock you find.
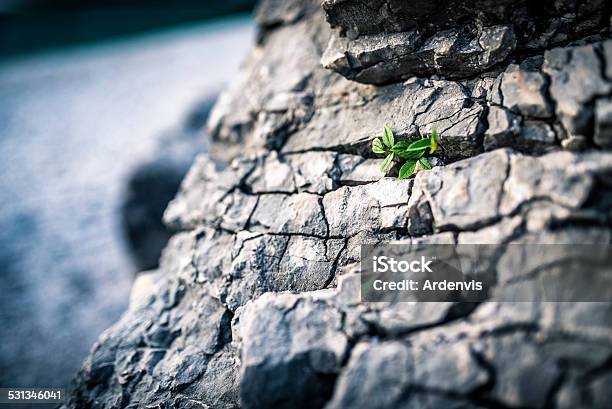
[323,238,348,289]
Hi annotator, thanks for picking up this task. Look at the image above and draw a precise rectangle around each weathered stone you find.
[252,92,315,149]
[361,302,455,336]
[321,0,606,40]
[414,82,486,160]
[239,293,348,409]
[479,333,560,408]
[219,190,259,232]
[544,41,612,138]
[490,120,557,154]
[245,152,296,193]
[408,149,510,231]
[594,97,612,148]
[327,340,488,409]
[408,149,612,234]
[255,0,320,40]
[499,151,595,215]
[604,40,612,80]
[224,233,289,310]
[500,62,552,118]
[336,154,382,185]
[249,192,327,236]
[321,30,422,84]
[561,135,589,150]
[163,154,256,230]
[287,151,339,194]
[276,236,345,291]
[519,121,556,150]
[281,78,437,154]
[483,106,521,151]
[323,177,411,237]
[321,0,608,84]
[340,230,398,267]
[69,2,612,409]
[207,13,329,147]
[322,25,515,84]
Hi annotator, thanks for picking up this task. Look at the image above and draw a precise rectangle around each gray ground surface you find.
[0,18,253,390]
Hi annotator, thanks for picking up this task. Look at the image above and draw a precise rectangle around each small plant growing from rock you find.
[372,126,439,179]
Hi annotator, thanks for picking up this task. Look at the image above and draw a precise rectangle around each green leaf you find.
[380,153,394,173]
[395,149,424,159]
[382,125,394,148]
[430,128,439,154]
[398,159,417,179]
[419,156,433,170]
[391,140,409,150]
[403,138,431,152]
[372,138,385,154]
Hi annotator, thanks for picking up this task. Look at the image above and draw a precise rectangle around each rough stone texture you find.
[67,2,612,409]
[321,0,610,84]
[595,97,612,148]
[544,42,612,141]
[322,24,516,83]
[500,59,553,119]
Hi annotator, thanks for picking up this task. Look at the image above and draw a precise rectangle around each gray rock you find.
[322,177,411,237]
[479,333,560,408]
[239,293,348,409]
[327,340,488,409]
[604,40,612,80]
[287,151,339,194]
[68,2,612,409]
[281,79,438,155]
[276,236,345,291]
[414,84,486,161]
[544,41,612,139]
[249,192,327,236]
[486,119,557,154]
[224,233,289,309]
[163,154,256,230]
[245,152,296,193]
[360,302,455,336]
[322,25,515,84]
[321,0,605,40]
[594,97,612,148]
[500,62,552,118]
[252,91,315,149]
[255,0,319,39]
[336,155,383,185]
[325,342,413,409]
[219,190,259,232]
[517,121,557,152]
[207,12,328,148]
[408,149,510,231]
[321,0,608,84]
[483,106,522,151]
[407,148,612,234]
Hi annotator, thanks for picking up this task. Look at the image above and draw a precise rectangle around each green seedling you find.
[372,126,439,179]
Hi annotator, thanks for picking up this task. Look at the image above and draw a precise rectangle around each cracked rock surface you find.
[321,0,610,84]
[68,1,612,408]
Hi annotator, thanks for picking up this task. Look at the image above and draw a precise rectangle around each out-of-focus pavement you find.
[0,17,253,388]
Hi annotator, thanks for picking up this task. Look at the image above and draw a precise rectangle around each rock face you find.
[67,1,612,409]
[321,0,609,84]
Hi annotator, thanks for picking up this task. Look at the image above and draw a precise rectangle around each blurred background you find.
[0,0,255,391]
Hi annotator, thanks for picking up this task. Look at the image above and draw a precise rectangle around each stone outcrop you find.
[67,1,612,408]
[321,0,610,84]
